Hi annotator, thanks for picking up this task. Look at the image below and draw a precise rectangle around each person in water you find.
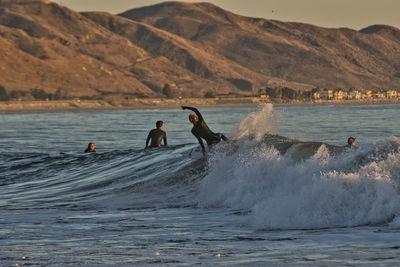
[181,106,228,155]
[347,137,356,148]
[85,142,96,153]
[146,120,168,148]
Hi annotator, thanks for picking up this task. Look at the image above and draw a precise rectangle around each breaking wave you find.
[1,104,400,230]
[198,104,400,229]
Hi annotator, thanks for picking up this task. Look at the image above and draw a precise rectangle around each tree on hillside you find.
[281,87,297,99]
[30,88,51,100]
[162,83,179,99]
[53,88,64,100]
[0,85,9,101]
[203,91,215,98]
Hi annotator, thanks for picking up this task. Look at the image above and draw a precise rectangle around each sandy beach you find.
[0,97,262,113]
[0,97,399,113]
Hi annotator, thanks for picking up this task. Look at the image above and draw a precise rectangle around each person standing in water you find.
[146,120,168,148]
[181,106,228,156]
[85,142,96,153]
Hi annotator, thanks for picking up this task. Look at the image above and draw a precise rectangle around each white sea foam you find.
[234,103,279,141]
[198,104,400,230]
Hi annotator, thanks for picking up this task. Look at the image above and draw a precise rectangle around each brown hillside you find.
[0,0,157,98]
[0,0,399,101]
[82,11,278,95]
[0,0,276,99]
[120,1,400,90]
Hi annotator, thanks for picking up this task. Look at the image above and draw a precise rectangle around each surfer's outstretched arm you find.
[181,106,204,122]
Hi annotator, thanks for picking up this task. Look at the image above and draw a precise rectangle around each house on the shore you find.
[348,90,362,100]
[373,90,386,99]
[260,86,399,102]
[320,89,333,100]
[333,89,343,100]
[362,90,373,99]
[386,90,398,99]
[312,90,321,100]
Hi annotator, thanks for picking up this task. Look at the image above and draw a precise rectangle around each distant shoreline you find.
[0,98,399,113]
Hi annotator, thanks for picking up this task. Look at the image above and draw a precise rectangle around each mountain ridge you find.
[119,2,400,90]
[0,0,399,101]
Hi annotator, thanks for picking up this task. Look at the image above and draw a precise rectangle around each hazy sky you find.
[52,0,400,30]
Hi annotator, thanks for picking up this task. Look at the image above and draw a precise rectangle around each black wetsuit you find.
[84,148,96,153]
[146,128,167,148]
[182,106,227,151]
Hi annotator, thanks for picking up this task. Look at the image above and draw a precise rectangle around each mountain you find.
[119,2,400,90]
[0,0,399,100]
[0,0,158,99]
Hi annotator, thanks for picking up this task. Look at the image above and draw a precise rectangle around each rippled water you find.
[1,104,400,266]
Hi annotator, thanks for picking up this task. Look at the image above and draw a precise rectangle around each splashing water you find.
[2,105,400,265]
[234,103,279,141]
[199,104,400,230]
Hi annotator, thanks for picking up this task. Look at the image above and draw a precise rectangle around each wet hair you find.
[347,137,356,145]
[189,113,197,123]
[156,120,163,128]
[85,142,95,153]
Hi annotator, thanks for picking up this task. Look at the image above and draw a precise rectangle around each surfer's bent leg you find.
[216,133,228,142]
[220,134,228,141]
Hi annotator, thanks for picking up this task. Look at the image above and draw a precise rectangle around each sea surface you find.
[1,103,400,266]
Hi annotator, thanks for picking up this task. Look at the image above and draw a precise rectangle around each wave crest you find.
[199,105,400,230]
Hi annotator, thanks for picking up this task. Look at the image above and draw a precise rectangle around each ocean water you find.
[1,103,400,266]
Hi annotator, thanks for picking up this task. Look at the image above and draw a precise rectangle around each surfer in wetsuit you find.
[85,142,96,153]
[181,106,228,155]
[146,120,168,148]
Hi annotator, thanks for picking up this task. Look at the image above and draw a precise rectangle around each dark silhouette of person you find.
[85,142,96,153]
[146,120,167,148]
[346,137,356,148]
[181,106,227,155]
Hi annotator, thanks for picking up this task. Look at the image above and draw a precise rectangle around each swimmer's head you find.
[156,120,163,128]
[189,113,198,124]
[88,142,95,151]
[347,137,356,146]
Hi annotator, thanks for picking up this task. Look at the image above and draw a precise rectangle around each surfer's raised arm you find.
[182,105,227,156]
[181,106,203,123]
